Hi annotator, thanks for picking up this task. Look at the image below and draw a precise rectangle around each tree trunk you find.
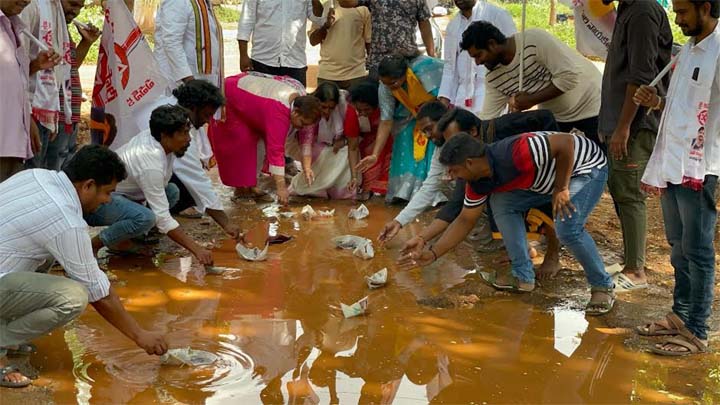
[549,0,557,26]
[134,0,159,33]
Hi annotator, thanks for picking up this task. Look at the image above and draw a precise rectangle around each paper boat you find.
[160,347,218,366]
[341,296,369,318]
[235,242,269,261]
[366,268,388,289]
[302,205,335,220]
[348,204,369,220]
[301,205,316,220]
[333,235,372,250]
[353,240,375,260]
[279,211,296,218]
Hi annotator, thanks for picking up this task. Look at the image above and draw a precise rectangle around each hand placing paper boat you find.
[348,204,369,220]
[365,268,387,289]
[341,296,369,318]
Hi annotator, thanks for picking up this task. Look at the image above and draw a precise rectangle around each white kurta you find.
[438,1,516,114]
[133,95,223,213]
[153,0,222,88]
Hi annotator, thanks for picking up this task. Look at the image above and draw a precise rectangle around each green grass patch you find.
[213,5,239,24]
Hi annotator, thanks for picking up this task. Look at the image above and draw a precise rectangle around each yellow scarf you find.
[391,68,435,161]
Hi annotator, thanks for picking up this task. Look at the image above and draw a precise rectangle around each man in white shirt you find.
[85,105,214,265]
[133,80,242,239]
[0,146,167,388]
[438,0,516,114]
[237,0,324,87]
[632,0,719,357]
[154,0,223,90]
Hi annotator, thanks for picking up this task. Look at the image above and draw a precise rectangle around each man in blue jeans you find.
[632,0,719,356]
[398,132,614,315]
[86,105,214,266]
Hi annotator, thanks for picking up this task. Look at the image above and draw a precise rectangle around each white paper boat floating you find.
[160,347,218,367]
[235,242,269,261]
[279,211,296,218]
[348,204,369,220]
[332,235,371,250]
[301,205,335,220]
[366,268,387,289]
[301,205,316,220]
[341,296,369,318]
[353,240,375,260]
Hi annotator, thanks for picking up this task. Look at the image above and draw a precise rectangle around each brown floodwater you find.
[21,200,718,404]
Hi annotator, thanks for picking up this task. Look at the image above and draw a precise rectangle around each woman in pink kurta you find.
[209,72,321,204]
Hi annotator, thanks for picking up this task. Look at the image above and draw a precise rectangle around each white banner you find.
[91,0,168,149]
[560,0,617,60]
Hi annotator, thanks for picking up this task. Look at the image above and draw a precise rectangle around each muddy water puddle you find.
[21,201,718,403]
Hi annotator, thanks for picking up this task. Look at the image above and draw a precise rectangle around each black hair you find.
[417,101,449,122]
[172,79,225,109]
[349,80,379,108]
[460,21,507,52]
[149,104,191,142]
[293,95,323,119]
[313,81,341,103]
[691,0,720,18]
[378,54,409,79]
[439,132,486,166]
[63,144,127,186]
[437,108,481,134]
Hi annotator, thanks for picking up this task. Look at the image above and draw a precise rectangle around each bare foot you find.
[536,255,561,280]
[537,228,561,280]
[619,267,647,285]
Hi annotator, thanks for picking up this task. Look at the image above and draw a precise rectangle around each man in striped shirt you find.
[398,132,614,315]
[460,21,603,147]
[0,146,167,388]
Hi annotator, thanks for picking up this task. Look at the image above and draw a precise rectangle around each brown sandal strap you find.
[660,336,706,354]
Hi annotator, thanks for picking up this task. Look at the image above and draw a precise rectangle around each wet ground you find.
[3,183,719,404]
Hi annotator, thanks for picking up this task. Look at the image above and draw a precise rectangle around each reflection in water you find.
[553,307,589,357]
[24,200,714,404]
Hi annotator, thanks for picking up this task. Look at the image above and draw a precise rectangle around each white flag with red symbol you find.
[560,0,617,60]
[91,0,168,149]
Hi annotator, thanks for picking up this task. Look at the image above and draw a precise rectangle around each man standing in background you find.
[309,0,371,90]
[237,0,324,87]
[438,0,516,114]
[599,0,672,291]
[339,0,436,78]
[0,0,43,182]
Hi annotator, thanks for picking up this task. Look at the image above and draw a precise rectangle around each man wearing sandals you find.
[0,146,168,388]
[399,132,616,315]
[633,0,719,356]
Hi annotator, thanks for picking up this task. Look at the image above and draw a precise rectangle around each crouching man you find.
[399,132,614,314]
[0,145,168,388]
[86,105,215,265]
